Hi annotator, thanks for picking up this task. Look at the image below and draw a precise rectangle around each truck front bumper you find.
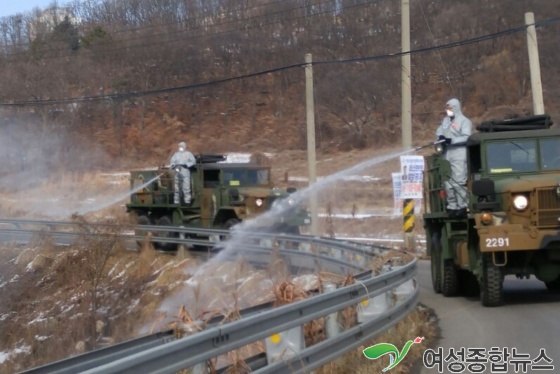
[476,219,560,252]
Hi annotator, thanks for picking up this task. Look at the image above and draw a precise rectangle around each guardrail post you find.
[191,362,207,374]
[300,241,312,252]
[265,327,304,363]
[357,276,390,323]
[391,265,415,302]
[178,321,208,374]
[324,283,340,338]
[178,231,186,259]
[329,247,341,260]
[358,295,390,323]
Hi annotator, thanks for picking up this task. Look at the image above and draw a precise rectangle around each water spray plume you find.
[153,147,421,328]
[211,147,420,262]
[21,172,165,219]
[73,173,165,216]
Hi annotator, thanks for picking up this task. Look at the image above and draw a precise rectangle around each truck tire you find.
[155,216,178,251]
[545,277,560,293]
[430,231,442,294]
[224,218,240,230]
[220,218,240,241]
[480,256,504,307]
[135,215,152,248]
[442,259,459,297]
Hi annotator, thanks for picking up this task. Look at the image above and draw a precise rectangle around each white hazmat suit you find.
[436,98,473,215]
[170,141,196,204]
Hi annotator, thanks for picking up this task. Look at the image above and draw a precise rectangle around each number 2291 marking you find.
[485,237,510,247]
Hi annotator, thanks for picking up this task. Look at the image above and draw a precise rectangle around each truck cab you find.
[423,114,560,306]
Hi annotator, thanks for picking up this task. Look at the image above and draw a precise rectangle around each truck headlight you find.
[513,195,528,211]
[256,198,263,207]
[480,212,493,225]
[288,198,296,206]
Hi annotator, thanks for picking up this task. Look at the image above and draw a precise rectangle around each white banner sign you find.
[392,172,403,216]
[392,172,423,216]
[399,155,425,199]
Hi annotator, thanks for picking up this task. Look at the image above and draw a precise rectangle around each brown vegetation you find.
[0,223,196,372]
[0,0,559,178]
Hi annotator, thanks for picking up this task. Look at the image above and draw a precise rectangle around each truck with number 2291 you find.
[423,114,560,307]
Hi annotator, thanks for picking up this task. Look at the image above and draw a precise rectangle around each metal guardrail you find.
[0,218,419,374]
[80,261,417,374]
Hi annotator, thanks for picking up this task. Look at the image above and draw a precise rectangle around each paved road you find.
[415,260,560,374]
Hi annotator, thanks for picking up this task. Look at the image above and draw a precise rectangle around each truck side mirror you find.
[472,179,495,196]
[287,187,297,194]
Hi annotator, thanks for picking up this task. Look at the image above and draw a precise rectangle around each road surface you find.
[414,260,560,374]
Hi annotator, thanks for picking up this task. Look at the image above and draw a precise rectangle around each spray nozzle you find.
[414,139,446,151]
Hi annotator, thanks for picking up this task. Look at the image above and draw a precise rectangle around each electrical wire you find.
[1,16,559,107]
[418,0,456,97]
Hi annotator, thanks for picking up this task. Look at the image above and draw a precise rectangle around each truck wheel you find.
[135,215,152,248]
[459,270,480,297]
[224,218,240,230]
[430,232,442,294]
[442,259,459,297]
[220,218,240,241]
[480,256,504,307]
[155,216,178,251]
[135,215,152,234]
[545,277,560,293]
[276,224,299,249]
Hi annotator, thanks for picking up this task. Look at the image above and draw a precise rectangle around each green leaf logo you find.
[363,337,424,372]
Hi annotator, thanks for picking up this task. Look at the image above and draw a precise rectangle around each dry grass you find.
[315,304,439,374]
[1,232,433,374]
[0,219,197,373]
[0,170,130,221]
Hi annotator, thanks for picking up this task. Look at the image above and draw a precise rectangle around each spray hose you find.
[414,139,446,151]
[131,172,166,195]
[411,140,470,206]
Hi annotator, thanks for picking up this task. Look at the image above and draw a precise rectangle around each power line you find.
[2,16,559,107]
[418,0,455,97]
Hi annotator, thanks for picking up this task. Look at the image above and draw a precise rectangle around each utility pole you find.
[305,53,319,236]
[401,0,414,250]
[525,12,545,115]
[401,0,412,150]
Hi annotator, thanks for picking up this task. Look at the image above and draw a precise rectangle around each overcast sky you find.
[0,1,69,18]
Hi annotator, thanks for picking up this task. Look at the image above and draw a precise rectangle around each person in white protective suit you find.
[170,141,196,205]
[436,98,473,217]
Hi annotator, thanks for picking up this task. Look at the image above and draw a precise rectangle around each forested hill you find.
[0,0,558,171]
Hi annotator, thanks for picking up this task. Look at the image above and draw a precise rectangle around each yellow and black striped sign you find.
[403,199,415,233]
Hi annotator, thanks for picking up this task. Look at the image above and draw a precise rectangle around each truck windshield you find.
[540,138,560,170]
[486,140,538,174]
[223,168,270,186]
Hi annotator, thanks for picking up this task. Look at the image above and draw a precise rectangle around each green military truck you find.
[423,114,560,307]
[126,154,311,250]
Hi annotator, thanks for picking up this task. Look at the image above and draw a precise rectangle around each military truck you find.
[423,114,560,307]
[126,154,311,250]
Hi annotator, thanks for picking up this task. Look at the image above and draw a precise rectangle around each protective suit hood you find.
[446,98,463,116]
